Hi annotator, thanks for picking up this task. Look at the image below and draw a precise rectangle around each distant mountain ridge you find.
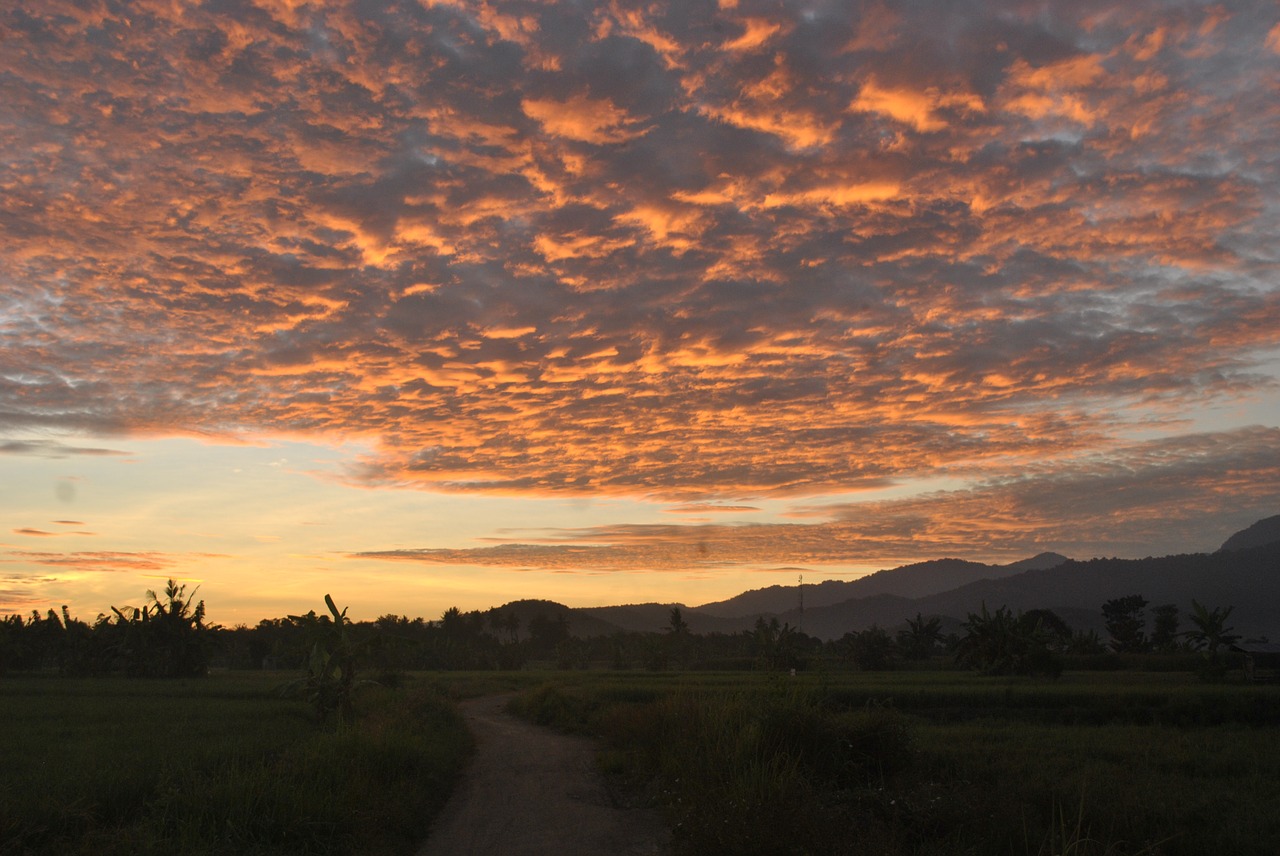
[694,552,1069,617]
[1219,514,1280,552]
[488,517,1279,642]
[790,542,1280,641]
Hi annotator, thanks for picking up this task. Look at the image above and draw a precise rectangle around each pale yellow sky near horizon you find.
[1,434,924,624]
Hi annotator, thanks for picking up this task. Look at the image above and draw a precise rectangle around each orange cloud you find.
[1,0,1276,531]
[522,94,650,144]
[851,79,985,132]
[723,18,787,52]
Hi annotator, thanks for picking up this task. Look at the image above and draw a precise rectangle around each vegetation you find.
[282,594,373,726]
[5,583,1276,854]
[897,613,944,661]
[1103,594,1149,653]
[839,624,898,671]
[504,670,1280,856]
[954,604,1063,678]
[1183,600,1240,680]
[0,672,470,855]
[0,579,216,678]
[3,587,1258,681]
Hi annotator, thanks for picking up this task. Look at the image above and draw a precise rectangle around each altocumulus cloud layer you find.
[3,0,1280,571]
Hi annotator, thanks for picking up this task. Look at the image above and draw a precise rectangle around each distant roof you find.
[1231,641,1280,654]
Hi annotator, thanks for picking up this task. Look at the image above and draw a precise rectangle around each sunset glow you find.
[2,0,1278,624]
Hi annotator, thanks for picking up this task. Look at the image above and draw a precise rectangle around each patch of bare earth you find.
[418,694,672,856]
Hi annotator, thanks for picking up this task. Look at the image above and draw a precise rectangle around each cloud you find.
[12,526,93,537]
[664,504,761,514]
[851,78,985,132]
[0,0,1276,521]
[0,575,60,610]
[0,440,130,458]
[0,551,178,573]
[522,93,651,144]
[355,426,1280,571]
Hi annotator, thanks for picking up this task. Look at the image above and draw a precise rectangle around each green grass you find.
[504,670,1280,856]
[0,672,471,855]
[10,669,1277,855]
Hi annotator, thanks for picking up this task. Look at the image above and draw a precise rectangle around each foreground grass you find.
[0,672,471,855]
[506,670,1280,856]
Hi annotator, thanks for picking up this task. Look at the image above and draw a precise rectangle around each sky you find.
[2,0,1279,626]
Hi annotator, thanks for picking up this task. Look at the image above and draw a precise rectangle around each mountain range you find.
[495,515,1280,642]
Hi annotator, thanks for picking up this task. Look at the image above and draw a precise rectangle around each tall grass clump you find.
[593,683,912,855]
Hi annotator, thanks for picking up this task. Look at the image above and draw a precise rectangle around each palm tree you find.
[1183,600,1239,678]
[897,613,942,661]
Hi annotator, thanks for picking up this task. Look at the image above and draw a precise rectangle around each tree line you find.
[0,583,1246,681]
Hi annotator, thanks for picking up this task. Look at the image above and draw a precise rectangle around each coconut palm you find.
[897,613,943,661]
[1183,600,1239,679]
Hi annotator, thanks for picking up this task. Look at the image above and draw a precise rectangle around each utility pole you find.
[798,574,804,632]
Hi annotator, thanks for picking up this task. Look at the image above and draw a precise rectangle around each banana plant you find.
[284,594,374,727]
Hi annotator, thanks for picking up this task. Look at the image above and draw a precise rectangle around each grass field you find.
[502,669,1280,856]
[5,668,1278,855]
[0,672,471,855]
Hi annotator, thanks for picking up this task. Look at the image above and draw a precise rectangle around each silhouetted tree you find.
[439,606,465,639]
[102,580,216,678]
[668,606,689,635]
[1102,594,1148,653]
[843,625,897,671]
[1150,603,1182,653]
[750,616,806,671]
[897,613,943,661]
[1184,600,1239,680]
[1021,609,1072,652]
[527,613,570,655]
[956,604,1061,677]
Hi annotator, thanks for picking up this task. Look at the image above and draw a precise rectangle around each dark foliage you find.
[0,579,215,678]
[1102,594,1149,653]
[955,604,1063,678]
[841,625,898,671]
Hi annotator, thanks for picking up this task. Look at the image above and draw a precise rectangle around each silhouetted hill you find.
[693,555,1066,618]
[576,602,756,635]
[792,541,1280,640]
[492,518,1280,643]
[1220,514,1280,552]
[484,599,622,638]
[1003,552,1070,572]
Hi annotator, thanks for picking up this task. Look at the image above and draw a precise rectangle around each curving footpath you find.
[418,694,672,856]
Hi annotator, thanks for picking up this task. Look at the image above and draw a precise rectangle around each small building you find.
[1230,641,1280,682]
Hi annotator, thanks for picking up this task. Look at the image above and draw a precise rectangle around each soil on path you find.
[417,694,672,856]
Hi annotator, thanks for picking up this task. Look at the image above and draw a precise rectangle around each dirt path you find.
[417,694,672,856]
